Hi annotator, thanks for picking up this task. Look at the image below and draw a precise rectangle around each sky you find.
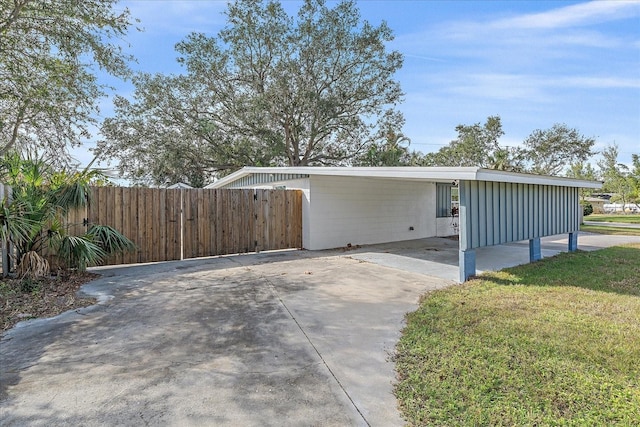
[78,0,640,174]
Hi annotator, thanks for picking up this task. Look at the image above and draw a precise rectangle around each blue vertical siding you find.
[459,180,580,251]
[436,183,452,217]
[220,173,309,188]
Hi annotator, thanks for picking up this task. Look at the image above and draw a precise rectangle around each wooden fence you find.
[79,187,302,265]
[1,184,11,276]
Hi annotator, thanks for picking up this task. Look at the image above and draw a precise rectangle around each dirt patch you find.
[1,273,99,333]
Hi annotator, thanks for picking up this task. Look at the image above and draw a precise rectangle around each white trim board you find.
[207,166,602,189]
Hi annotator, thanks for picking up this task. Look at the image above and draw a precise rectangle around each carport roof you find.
[208,166,602,189]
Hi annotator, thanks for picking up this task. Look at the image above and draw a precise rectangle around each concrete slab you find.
[0,250,453,426]
[348,233,640,282]
[346,237,460,282]
[583,221,640,229]
[232,253,451,425]
[540,232,640,252]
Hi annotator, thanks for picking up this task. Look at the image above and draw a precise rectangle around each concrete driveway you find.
[3,233,639,426]
[0,249,452,426]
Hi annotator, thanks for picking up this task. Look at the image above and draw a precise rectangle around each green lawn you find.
[581,224,640,236]
[395,244,640,426]
[585,214,640,224]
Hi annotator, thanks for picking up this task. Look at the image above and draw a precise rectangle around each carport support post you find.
[568,232,578,252]
[458,180,475,282]
[529,237,541,262]
[459,249,476,282]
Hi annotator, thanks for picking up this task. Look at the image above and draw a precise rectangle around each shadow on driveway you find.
[1,249,451,426]
[6,233,633,425]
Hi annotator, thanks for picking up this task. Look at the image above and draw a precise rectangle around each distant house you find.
[167,182,193,189]
[584,197,606,214]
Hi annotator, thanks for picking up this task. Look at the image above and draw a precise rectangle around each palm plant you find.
[87,224,136,255]
[52,234,105,273]
[0,153,135,277]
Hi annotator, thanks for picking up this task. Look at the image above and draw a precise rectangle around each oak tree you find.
[421,118,596,177]
[522,124,596,176]
[420,116,516,169]
[97,0,404,185]
[0,0,136,163]
[598,144,638,211]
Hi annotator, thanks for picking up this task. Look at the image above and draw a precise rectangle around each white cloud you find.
[491,0,640,30]
[546,31,622,49]
[554,76,640,89]
[446,73,547,102]
[123,0,227,36]
[442,72,640,101]
[402,53,447,63]
[399,1,640,53]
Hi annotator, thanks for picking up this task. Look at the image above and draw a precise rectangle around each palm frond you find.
[0,198,37,246]
[17,251,50,279]
[54,235,107,272]
[53,180,92,211]
[88,224,136,255]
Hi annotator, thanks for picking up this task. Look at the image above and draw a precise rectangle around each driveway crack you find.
[224,257,371,426]
[263,276,371,426]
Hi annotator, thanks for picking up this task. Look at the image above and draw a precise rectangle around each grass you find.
[581,224,640,236]
[585,214,640,224]
[395,244,640,426]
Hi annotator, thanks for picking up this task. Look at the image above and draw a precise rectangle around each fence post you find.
[180,188,185,261]
[1,184,12,277]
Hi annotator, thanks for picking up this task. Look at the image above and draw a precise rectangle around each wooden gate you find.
[81,187,302,265]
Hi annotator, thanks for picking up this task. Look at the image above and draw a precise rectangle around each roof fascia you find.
[205,168,251,189]
[207,166,602,189]
[475,169,602,188]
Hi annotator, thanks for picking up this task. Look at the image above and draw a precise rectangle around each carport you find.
[208,167,601,281]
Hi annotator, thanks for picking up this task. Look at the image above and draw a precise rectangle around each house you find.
[207,167,601,281]
[167,182,193,189]
[583,197,606,214]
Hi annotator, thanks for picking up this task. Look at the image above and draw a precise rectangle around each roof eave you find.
[205,168,252,189]
[475,169,603,189]
[206,166,603,189]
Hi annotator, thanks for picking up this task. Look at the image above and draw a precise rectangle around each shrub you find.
[1,153,135,277]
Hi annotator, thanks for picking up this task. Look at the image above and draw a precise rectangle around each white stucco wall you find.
[305,176,436,250]
[436,216,460,237]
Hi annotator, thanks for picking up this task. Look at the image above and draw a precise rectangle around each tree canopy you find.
[96,0,405,186]
[420,116,522,170]
[598,144,639,210]
[521,124,596,176]
[420,116,597,177]
[0,0,136,163]
[566,161,598,201]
